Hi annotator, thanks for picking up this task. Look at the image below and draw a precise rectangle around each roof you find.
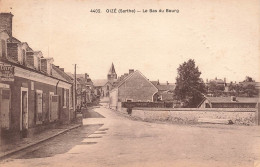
[92,79,108,87]
[7,36,21,43]
[112,70,158,91]
[52,65,73,83]
[206,97,260,103]
[155,84,175,91]
[151,81,175,91]
[239,82,260,89]
[209,78,225,84]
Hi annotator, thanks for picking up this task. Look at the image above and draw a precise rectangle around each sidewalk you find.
[0,123,81,160]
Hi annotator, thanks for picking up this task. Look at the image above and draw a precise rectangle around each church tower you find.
[107,63,117,81]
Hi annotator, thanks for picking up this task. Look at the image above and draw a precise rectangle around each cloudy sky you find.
[1,0,259,83]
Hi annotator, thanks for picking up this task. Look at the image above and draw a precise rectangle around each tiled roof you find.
[7,36,21,43]
[52,65,73,83]
[151,81,175,91]
[92,79,108,87]
[207,97,259,103]
[209,79,225,83]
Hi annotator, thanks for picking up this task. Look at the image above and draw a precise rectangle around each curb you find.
[0,124,82,161]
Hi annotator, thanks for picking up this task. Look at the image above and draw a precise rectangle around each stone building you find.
[109,70,158,110]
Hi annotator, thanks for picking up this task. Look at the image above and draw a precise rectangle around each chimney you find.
[224,77,226,83]
[0,13,13,36]
[166,81,169,85]
[129,69,134,74]
[85,73,89,79]
[60,68,64,72]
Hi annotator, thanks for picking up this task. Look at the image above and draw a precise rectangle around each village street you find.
[1,103,260,167]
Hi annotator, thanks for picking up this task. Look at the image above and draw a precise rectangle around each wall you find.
[118,71,157,102]
[129,108,257,125]
[122,101,173,108]
[109,89,118,110]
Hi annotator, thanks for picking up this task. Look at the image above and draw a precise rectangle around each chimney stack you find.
[0,13,13,37]
[129,69,134,74]
[166,81,169,85]
[85,73,89,79]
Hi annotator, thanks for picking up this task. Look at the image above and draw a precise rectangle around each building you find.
[151,80,175,102]
[93,63,118,97]
[0,13,75,141]
[66,72,95,107]
[109,70,158,110]
[197,96,259,108]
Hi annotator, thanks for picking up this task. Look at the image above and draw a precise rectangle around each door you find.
[36,90,43,124]
[21,88,28,131]
[0,88,11,129]
[50,95,59,121]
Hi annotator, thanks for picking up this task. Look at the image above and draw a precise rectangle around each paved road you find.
[1,105,260,167]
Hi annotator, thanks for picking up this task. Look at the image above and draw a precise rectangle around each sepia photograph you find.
[0,0,260,166]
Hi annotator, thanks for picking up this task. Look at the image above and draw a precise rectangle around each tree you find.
[243,76,255,82]
[207,81,225,96]
[243,84,258,97]
[174,59,206,107]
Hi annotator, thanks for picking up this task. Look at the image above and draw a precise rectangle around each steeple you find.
[107,63,117,80]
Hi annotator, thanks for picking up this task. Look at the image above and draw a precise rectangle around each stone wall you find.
[128,108,257,125]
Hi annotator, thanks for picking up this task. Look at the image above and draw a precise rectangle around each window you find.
[35,90,43,124]
[1,40,7,58]
[69,87,72,108]
[63,89,67,108]
[126,99,133,102]
[22,49,26,65]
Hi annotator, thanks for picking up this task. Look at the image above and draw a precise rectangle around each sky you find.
[0,0,259,83]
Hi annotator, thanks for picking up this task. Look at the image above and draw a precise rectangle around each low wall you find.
[122,101,173,108]
[129,108,257,125]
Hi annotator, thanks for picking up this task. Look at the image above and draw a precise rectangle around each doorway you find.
[21,87,28,137]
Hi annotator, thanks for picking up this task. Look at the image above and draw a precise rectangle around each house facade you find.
[0,13,74,141]
[109,70,158,110]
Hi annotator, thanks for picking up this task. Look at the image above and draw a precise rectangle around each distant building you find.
[151,80,175,102]
[197,96,259,108]
[66,72,95,107]
[109,70,158,110]
[92,63,118,97]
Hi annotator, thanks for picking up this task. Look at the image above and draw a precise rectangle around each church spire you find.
[108,63,116,75]
[107,63,117,80]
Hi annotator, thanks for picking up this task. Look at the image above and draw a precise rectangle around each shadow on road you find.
[83,107,105,118]
[14,124,103,159]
